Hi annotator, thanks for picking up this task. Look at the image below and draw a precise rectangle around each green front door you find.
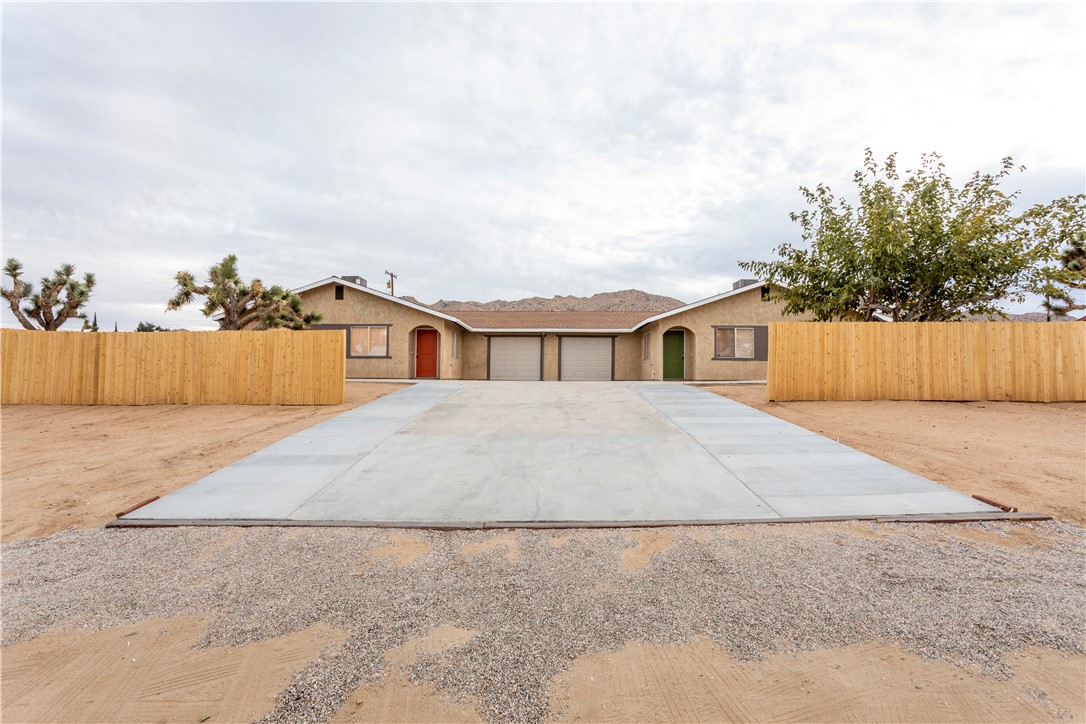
[663,330,685,379]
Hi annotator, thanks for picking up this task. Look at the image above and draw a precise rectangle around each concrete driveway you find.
[118,382,1005,527]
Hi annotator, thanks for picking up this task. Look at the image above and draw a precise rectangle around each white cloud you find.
[2,3,1082,328]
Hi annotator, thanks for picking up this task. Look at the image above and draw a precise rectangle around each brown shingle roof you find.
[450,310,657,330]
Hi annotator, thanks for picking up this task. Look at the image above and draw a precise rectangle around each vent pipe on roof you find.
[732,278,759,290]
[340,275,367,287]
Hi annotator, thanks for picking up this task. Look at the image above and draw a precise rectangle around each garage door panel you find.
[490,337,542,381]
[561,337,613,381]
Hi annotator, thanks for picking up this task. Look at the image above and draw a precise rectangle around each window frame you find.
[348,324,392,358]
[642,332,651,360]
[451,331,461,360]
[712,325,756,360]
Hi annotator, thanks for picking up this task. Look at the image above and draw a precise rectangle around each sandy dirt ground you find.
[0,382,405,543]
[708,384,1086,525]
[1,616,347,723]
[2,385,1084,723]
[550,640,1083,723]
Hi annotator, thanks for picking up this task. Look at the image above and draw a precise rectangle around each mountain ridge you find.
[400,289,685,313]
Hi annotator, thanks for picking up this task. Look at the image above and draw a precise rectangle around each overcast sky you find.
[3,3,1083,330]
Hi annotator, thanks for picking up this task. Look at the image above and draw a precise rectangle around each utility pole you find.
[385,270,398,296]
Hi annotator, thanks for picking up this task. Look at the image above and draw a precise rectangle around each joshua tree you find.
[1,258,97,331]
[167,254,321,330]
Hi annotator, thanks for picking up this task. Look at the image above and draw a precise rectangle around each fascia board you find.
[472,328,632,334]
[630,282,765,332]
[285,276,768,335]
[292,276,468,326]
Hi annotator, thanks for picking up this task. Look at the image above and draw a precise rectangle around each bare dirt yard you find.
[0,382,406,543]
[707,384,1086,525]
[2,384,1084,723]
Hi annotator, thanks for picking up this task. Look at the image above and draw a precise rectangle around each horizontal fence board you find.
[768,322,1085,402]
[0,329,345,405]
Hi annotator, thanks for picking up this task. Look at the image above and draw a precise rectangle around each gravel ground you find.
[2,520,1084,723]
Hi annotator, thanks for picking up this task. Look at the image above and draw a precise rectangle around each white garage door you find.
[489,337,542,380]
[560,337,613,381]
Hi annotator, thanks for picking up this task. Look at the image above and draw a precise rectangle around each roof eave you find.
[293,276,468,327]
[289,277,770,333]
[469,328,634,334]
[630,281,766,331]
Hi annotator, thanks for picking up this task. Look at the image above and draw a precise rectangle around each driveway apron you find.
[120,382,1001,526]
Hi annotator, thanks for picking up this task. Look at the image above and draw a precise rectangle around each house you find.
[294,276,792,381]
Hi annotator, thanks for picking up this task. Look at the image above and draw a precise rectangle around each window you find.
[714,327,755,359]
[350,326,389,357]
[335,285,345,300]
[643,332,650,360]
[452,331,461,360]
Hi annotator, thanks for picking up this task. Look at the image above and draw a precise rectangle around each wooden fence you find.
[768,322,1086,402]
[0,329,346,405]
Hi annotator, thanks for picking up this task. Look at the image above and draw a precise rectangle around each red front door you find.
[416,329,438,378]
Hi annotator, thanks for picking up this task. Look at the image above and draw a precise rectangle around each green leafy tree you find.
[136,321,173,332]
[1,258,97,331]
[1038,230,1086,318]
[741,150,1085,321]
[166,254,321,330]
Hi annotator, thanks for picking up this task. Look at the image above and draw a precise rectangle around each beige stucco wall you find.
[636,286,801,382]
[299,285,467,379]
[446,328,464,380]
[543,334,558,381]
[613,333,642,381]
[638,327,655,380]
[460,332,489,380]
[298,282,800,382]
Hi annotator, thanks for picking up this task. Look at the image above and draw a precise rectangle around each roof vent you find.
[732,278,759,290]
[340,275,367,287]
